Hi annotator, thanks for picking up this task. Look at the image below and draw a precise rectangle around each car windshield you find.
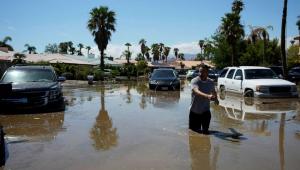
[244,69,278,79]
[152,70,176,78]
[1,69,56,83]
[291,68,300,73]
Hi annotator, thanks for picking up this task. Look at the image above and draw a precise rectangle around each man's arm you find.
[192,87,214,100]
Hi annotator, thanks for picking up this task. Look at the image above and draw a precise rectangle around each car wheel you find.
[244,89,254,97]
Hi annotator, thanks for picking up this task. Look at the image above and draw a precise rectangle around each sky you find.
[0,0,299,58]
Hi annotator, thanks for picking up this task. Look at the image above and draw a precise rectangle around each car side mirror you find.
[57,76,66,82]
[235,76,242,80]
[278,74,283,79]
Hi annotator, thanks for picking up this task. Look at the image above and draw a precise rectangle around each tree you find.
[159,43,164,61]
[296,16,300,55]
[86,46,91,56]
[12,53,26,64]
[139,39,147,60]
[0,36,14,51]
[163,47,171,63]
[178,53,185,60]
[248,25,273,65]
[45,43,58,53]
[135,53,144,61]
[24,44,37,54]
[78,43,84,56]
[287,44,300,68]
[87,6,116,70]
[145,46,151,61]
[198,40,205,55]
[220,0,245,66]
[174,48,179,60]
[151,43,160,62]
[195,53,205,61]
[59,42,69,54]
[281,0,288,78]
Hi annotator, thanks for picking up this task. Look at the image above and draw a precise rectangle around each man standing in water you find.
[190,64,218,134]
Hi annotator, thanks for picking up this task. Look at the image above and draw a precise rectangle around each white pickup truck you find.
[217,66,298,98]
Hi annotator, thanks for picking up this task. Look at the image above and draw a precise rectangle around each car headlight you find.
[256,85,269,93]
[291,85,298,92]
[150,80,157,84]
[49,85,61,99]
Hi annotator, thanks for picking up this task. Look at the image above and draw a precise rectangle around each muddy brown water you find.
[1,80,300,170]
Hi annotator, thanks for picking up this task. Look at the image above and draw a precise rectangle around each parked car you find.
[288,67,300,82]
[149,68,180,90]
[217,66,298,98]
[0,65,65,110]
[187,69,219,81]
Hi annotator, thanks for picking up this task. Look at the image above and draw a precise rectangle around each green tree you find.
[151,43,160,62]
[248,25,273,65]
[0,36,14,51]
[59,42,69,54]
[173,48,179,60]
[195,53,205,61]
[12,53,26,64]
[198,40,205,55]
[280,0,288,78]
[87,6,116,70]
[139,39,147,60]
[287,44,300,68]
[220,0,245,66]
[86,46,91,56]
[78,43,84,56]
[159,43,164,61]
[136,60,148,75]
[45,43,58,53]
[296,16,300,55]
[145,46,151,61]
[24,44,37,54]
[163,46,171,63]
[178,53,185,60]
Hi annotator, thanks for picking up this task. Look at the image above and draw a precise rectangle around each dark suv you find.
[288,67,300,82]
[0,65,64,110]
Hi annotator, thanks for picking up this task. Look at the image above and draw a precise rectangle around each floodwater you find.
[1,80,300,170]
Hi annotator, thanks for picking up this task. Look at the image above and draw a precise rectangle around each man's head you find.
[199,64,210,80]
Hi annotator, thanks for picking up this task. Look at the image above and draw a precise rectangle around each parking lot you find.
[1,80,300,170]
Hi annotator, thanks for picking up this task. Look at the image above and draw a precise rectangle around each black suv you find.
[0,65,64,110]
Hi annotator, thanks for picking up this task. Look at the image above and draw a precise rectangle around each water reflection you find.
[189,131,217,170]
[90,87,118,150]
[215,94,297,121]
[0,112,64,141]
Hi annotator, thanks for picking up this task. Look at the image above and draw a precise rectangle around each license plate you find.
[161,87,168,90]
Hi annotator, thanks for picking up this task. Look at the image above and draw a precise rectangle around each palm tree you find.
[220,0,244,66]
[77,43,84,56]
[87,6,116,70]
[151,43,160,63]
[159,43,164,61]
[199,40,205,56]
[86,46,91,56]
[59,42,69,54]
[174,48,179,60]
[163,47,171,63]
[0,36,14,51]
[67,41,75,55]
[139,39,147,60]
[281,0,288,78]
[248,25,273,65]
[296,16,300,56]
[124,43,132,64]
[24,44,37,54]
[178,53,185,60]
[145,46,151,61]
[12,53,26,64]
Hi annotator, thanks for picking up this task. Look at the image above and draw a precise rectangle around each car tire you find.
[244,89,254,97]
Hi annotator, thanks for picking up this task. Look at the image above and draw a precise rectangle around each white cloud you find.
[84,42,200,59]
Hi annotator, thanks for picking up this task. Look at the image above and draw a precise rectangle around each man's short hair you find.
[199,64,210,71]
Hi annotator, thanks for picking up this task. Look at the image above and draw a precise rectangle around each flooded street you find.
[1,80,300,170]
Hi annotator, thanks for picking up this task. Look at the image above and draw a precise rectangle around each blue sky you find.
[0,0,299,57]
